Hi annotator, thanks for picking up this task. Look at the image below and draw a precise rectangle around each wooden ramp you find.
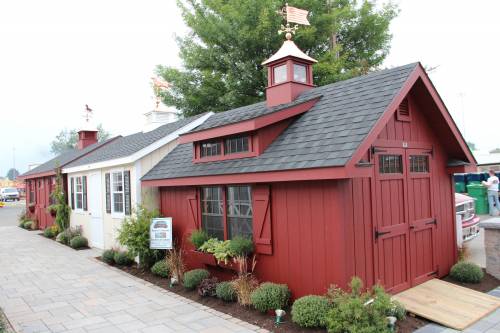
[393,279,500,330]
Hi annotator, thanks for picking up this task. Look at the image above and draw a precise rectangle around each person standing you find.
[482,169,500,216]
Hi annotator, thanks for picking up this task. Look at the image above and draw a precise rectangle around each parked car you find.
[455,193,481,242]
[0,187,20,201]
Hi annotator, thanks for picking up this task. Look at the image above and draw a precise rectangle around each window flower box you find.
[189,249,217,266]
[217,259,239,272]
[28,203,35,213]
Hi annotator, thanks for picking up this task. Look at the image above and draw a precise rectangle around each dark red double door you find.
[373,147,437,293]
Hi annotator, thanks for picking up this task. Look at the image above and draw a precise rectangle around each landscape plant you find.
[49,167,70,231]
[199,238,235,263]
[166,246,185,282]
[189,229,209,249]
[216,281,237,302]
[250,282,291,313]
[450,261,484,283]
[228,236,254,257]
[117,206,164,268]
[43,225,59,238]
[325,277,406,333]
[102,249,116,264]
[113,251,134,266]
[231,255,258,306]
[183,269,210,289]
[56,226,82,245]
[23,220,33,230]
[198,277,218,297]
[291,295,331,328]
[69,235,88,249]
[151,260,170,278]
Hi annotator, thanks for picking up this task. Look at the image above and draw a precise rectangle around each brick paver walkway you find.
[0,226,266,333]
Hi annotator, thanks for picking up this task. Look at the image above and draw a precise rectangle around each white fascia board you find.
[62,112,213,174]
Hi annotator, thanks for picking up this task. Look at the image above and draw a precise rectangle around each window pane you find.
[201,187,224,239]
[224,136,249,155]
[113,193,124,213]
[227,186,253,239]
[200,141,222,157]
[76,193,83,209]
[379,155,403,174]
[410,155,429,173]
[293,64,307,83]
[273,64,287,84]
[112,172,123,191]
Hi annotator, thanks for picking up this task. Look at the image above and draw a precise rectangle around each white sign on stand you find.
[150,217,173,249]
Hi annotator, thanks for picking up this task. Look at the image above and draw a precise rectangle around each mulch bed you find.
[99,259,500,333]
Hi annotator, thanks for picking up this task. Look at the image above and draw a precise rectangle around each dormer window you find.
[293,64,307,83]
[225,136,249,154]
[273,64,287,84]
[201,140,222,157]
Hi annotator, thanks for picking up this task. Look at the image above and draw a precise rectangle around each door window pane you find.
[226,186,253,239]
[293,64,307,83]
[273,64,287,84]
[410,155,429,173]
[379,155,403,174]
[201,187,224,240]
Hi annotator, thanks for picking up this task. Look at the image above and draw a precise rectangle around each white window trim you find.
[72,175,85,214]
[110,169,125,219]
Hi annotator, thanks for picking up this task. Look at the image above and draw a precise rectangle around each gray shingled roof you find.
[142,63,418,181]
[20,139,116,178]
[65,114,205,168]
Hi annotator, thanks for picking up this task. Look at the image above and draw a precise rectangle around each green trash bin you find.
[466,184,489,215]
[455,182,466,193]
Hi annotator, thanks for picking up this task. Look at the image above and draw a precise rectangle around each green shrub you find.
[183,269,210,289]
[56,231,71,245]
[189,229,209,249]
[450,261,484,283]
[114,251,134,266]
[250,282,291,313]
[291,295,330,328]
[151,260,170,278]
[117,206,164,268]
[228,236,254,257]
[69,235,88,249]
[23,221,33,229]
[43,225,59,238]
[102,249,116,264]
[198,277,218,297]
[216,281,237,302]
[325,277,405,333]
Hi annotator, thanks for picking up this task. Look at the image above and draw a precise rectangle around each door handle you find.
[375,230,391,239]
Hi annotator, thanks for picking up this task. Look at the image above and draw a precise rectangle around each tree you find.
[467,141,477,152]
[157,0,398,117]
[50,124,111,155]
[6,168,20,180]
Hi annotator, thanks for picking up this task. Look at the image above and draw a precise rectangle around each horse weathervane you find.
[277,3,310,40]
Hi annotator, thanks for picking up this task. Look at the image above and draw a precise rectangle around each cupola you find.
[77,104,98,149]
[262,36,317,107]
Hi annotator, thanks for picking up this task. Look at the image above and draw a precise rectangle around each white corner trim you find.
[62,112,213,174]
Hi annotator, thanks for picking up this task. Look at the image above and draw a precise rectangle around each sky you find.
[0,0,499,176]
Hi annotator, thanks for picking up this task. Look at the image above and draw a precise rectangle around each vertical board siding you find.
[159,179,375,298]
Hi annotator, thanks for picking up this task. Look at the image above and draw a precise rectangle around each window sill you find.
[111,213,125,220]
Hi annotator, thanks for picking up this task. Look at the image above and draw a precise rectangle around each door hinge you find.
[425,219,437,226]
[375,229,391,239]
[371,146,387,155]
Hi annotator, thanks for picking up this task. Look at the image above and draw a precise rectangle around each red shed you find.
[19,130,114,229]
[141,39,476,296]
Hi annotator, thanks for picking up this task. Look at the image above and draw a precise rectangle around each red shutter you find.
[252,184,273,255]
[186,188,200,233]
